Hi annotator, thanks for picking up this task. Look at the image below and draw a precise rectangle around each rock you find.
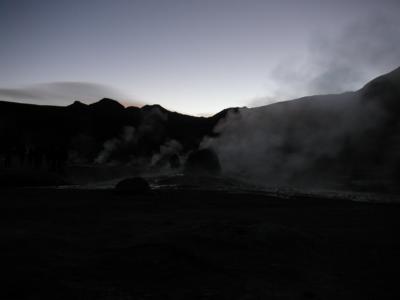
[184,148,221,175]
[115,177,150,194]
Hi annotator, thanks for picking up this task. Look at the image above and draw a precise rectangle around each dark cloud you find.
[252,13,400,106]
[0,81,143,107]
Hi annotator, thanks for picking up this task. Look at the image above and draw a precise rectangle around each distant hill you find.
[0,97,237,169]
[1,67,400,191]
[203,67,400,191]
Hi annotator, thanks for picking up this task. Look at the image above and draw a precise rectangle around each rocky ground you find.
[1,187,400,299]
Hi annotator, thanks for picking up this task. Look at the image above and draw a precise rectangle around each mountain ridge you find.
[1,66,400,190]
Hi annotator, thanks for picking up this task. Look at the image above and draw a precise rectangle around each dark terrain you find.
[1,67,400,190]
[2,67,400,299]
[1,187,400,299]
[0,97,235,167]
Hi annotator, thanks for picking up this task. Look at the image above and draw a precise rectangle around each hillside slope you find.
[204,67,400,191]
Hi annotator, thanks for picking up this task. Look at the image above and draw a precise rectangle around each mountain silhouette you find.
[1,67,400,191]
[0,97,235,169]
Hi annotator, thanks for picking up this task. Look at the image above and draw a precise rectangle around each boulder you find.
[115,177,150,194]
[184,148,221,175]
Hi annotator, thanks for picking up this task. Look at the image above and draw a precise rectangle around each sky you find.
[0,0,399,115]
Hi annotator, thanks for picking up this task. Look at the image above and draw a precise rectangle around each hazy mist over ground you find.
[203,67,400,189]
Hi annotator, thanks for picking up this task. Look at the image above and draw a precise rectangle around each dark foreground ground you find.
[1,188,400,300]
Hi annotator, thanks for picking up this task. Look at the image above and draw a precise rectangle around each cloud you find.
[0,81,143,107]
[252,13,400,106]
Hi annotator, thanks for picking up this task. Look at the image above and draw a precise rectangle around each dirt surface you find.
[1,188,400,299]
